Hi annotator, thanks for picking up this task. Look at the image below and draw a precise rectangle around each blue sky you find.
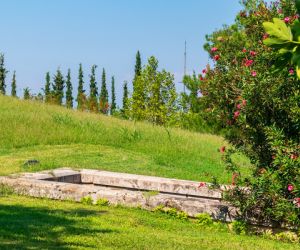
[1,0,243,105]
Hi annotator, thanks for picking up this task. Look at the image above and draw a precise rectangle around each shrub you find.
[96,198,109,206]
[80,196,93,205]
[0,184,14,196]
[200,0,300,228]
[231,220,247,235]
[196,213,213,226]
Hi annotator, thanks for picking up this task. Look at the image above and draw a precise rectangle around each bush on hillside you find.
[200,0,300,228]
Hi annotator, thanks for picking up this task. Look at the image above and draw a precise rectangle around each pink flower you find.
[262,33,269,40]
[214,55,220,61]
[288,184,294,192]
[233,111,240,120]
[202,69,207,74]
[250,51,256,56]
[284,17,290,23]
[198,182,206,188]
[242,99,247,106]
[289,68,294,75]
[220,146,226,153]
[237,103,242,110]
[291,154,298,160]
[244,59,254,67]
[278,9,283,14]
[211,47,218,53]
[294,198,300,208]
[242,48,247,53]
[199,76,204,81]
[251,71,257,77]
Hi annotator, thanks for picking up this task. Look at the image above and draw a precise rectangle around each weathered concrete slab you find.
[80,169,222,199]
[0,175,235,219]
[0,168,236,220]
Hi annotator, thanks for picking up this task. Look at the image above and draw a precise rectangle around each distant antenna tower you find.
[183,41,187,93]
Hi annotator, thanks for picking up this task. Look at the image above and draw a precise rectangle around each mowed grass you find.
[0,195,299,250]
[0,95,252,183]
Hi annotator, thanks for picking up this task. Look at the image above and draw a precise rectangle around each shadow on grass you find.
[0,203,117,249]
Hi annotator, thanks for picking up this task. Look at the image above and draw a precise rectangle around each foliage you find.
[195,213,213,226]
[23,87,31,100]
[96,198,109,206]
[263,0,300,78]
[231,220,247,235]
[65,69,73,108]
[0,184,14,196]
[0,53,7,95]
[44,72,51,103]
[88,65,98,112]
[129,56,178,125]
[121,81,129,118]
[11,71,17,97]
[152,205,188,220]
[99,68,109,114]
[77,63,86,110]
[200,0,300,227]
[52,68,64,105]
[80,196,93,205]
[110,76,116,115]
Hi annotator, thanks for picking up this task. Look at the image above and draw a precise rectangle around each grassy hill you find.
[0,95,251,183]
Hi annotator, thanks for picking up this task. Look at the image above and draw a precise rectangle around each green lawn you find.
[0,95,251,183]
[0,195,298,250]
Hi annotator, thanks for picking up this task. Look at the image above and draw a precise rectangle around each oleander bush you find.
[200,0,300,228]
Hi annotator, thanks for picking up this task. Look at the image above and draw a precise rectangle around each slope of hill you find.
[0,95,251,183]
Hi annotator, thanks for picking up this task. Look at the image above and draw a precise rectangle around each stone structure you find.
[0,168,236,220]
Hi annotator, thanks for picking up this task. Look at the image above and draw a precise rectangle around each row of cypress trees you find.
[43,65,115,115]
[0,52,135,117]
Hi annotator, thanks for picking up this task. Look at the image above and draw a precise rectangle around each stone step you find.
[80,169,222,199]
[0,176,235,220]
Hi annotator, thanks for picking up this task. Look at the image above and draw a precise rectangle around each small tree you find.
[65,69,73,108]
[88,65,98,112]
[99,68,109,114]
[11,71,17,97]
[44,72,51,103]
[77,63,86,110]
[132,51,144,118]
[52,68,64,105]
[122,81,129,118]
[0,54,8,95]
[23,87,31,100]
[130,56,178,125]
[110,76,116,115]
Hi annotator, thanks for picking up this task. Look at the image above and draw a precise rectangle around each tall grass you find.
[0,96,252,182]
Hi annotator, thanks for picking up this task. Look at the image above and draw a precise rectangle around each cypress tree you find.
[99,68,109,114]
[65,69,73,108]
[134,51,142,81]
[44,72,51,103]
[0,54,8,95]
[23,87,30,100]
[110,76,116,115]
[52,68,64,105]
[122,81,128,117]
[11,71,17,97]
[89,65,98,112]
[77,63,85,110]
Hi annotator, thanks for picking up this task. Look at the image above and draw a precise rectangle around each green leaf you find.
[296,0,300,16]
[263,37,289,46]
[263,18,293,42]
[292,20,300,42]
[296,65,300,79]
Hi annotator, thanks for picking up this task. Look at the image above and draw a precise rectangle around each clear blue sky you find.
[1,0,243,105]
